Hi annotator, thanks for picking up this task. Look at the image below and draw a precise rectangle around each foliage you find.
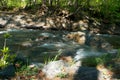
[82,53,115,67]
[0,33,16,69]
[16,65,39,77]
[56,72,68,78]
[15,57,38,79]
[44,49,62,64]
[0,0,120,21]
[97,0,120,20]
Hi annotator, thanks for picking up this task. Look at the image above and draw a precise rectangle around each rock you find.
[66,31,86,45]
[0,18,7,28]
[40,32,55,38]
[21,41,32,47]
[42,60,69,79]
[42,60,81,79]
[72,20,88,31]
[0,65,15,78]
[97,64,114,80]
[35,32,55,41]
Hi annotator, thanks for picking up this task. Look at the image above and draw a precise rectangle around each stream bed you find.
[0,29,120,63]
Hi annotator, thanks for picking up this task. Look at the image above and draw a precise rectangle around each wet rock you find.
[40,32,55,38]
[0,65,15,78]
[66,31,86,45]
[21,41,32,47]
[35,36,48,41]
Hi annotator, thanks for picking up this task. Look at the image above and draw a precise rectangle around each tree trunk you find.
[48,0,53,6]
[74,0,78,8]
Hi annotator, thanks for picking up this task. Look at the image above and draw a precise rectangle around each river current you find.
[0,29,120,62]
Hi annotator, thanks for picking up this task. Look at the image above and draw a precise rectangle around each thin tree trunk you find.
[48,0,53,6]
[74,0,78,8]
[55,0,60,7]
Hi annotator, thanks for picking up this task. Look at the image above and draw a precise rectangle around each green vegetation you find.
[16,65,39,78]
[0,33,16,69]
[0,0,120,21]
[56,72,68,78]
[44,49,62,64]
[82,54,111,67]
[82,50,120,69]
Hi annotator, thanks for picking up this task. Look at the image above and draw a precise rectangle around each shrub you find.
[0,33,16,69]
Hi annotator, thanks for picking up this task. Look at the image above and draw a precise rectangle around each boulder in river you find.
[66,31,86,45]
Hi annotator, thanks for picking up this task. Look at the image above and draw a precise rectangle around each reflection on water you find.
[0,29,120,62]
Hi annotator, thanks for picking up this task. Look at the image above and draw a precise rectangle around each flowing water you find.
[0,29,120,63]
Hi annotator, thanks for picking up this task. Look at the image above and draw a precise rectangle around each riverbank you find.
[0,6,120,35]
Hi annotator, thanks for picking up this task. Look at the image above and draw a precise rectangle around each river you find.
[0,29,120,62]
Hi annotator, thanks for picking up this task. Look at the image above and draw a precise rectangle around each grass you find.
[16,65,39,77]
[82,53,118,67]
[56,72,68,78]
[44,49,63,64]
